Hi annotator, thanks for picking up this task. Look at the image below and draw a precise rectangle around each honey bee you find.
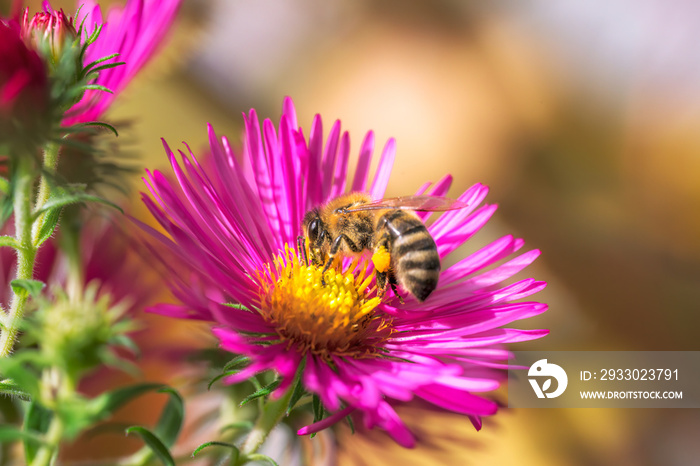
[299,192,468,302]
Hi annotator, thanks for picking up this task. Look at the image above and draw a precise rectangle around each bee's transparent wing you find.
[344,195,469,212]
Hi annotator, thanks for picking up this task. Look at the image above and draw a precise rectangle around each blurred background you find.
[14,0,700,464]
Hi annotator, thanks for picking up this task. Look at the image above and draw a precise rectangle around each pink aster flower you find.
[140,97,548,447]
[61,0,181,126]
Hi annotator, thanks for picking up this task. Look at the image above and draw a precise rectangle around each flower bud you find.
[21,7,77,65]
[0,22,50,144]
[38,282,134,378]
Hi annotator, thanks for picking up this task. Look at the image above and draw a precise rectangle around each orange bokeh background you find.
[9,0,700,464]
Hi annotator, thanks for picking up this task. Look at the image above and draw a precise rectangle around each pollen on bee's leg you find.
[257,246,393,359]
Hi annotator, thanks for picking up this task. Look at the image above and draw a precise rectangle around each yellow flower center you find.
[256,246,392,360]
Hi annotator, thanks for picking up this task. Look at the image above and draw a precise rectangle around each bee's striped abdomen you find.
[380,210,440,302]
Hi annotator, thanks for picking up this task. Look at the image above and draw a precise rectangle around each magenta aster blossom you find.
[0,21,50,140]
[140,98,548,447]
[60,0,181,126]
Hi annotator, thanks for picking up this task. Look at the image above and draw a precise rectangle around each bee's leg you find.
[372,230,392,299]
[296,236,308,266]
[320,234,360,285]
[388,272,405,304]
[376,270,388,298]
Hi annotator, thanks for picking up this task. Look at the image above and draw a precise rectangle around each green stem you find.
[0,143,60,357]
[29,414,63,466]
[237,389,293,465]
[0,159,36,357]
[29,370,75,466]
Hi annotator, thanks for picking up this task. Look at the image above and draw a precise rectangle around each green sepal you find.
[247,453,280,466]
[10,279,45,298]
[86,61,126,75]
[82,53,120,74]
[239,379,281,407]
[222,302,251,311]
[81,84,113,94]
[125,426,175,466]
[191,441,239,458]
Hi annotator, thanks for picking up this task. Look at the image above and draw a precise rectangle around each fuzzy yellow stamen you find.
[256,245,392,359]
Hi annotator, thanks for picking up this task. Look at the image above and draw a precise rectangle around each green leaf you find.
[152,388,184,448]
[10,279,45,298]
[0,379,30,400]
[79,121,119,137]
[96,347,140,377]
[0,425,46,445]
[191,441,239,458]
[312,394,323,422]
[286,357,307,415]
[0,236,18,248]
[88,383,165,418]
[247,453,280,466]
[125,426,175,466]
[311,394,324,439]
[0,177,9,195]
[219,421,254,435]
[34,207,62,248]
[23,402,53,463]
[108,334,141,357]
[223,355,250,373]
[0,351,46,399]
[240,379,281,407]
[346,412,355,434]
[207,370,237,391]
[34,192,123,218]
[0,191,13,226]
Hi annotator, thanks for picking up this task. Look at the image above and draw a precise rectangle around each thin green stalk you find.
[237,388,293,465]
[0,159,36,357]
[29,369,75,466]
[28,414,63,466]
[0,143,60,357]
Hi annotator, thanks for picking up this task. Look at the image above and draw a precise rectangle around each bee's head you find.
[302,209,326,248]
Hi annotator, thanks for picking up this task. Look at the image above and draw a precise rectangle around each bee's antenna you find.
[297,236,309,266]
